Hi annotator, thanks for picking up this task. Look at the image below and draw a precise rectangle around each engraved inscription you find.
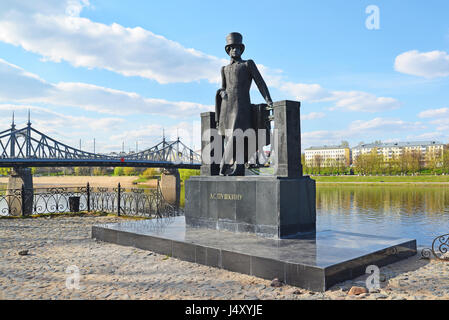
[210,193,243,200]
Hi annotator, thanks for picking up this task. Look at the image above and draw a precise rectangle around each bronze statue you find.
[215,32,273,176]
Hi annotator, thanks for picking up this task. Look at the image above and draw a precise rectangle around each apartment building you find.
[352,141,446,165]
[304,145,351,167]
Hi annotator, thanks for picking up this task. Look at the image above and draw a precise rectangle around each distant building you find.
[304,145,351,168]
[352,141,447,166]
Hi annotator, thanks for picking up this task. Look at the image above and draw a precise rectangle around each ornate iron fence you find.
[0,182,179,218]
[422,234,449,261]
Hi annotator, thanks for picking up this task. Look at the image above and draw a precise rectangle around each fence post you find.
[87,182,90,212]
[135,189,139,215]
[21,184,25,217]
[156,178,160,215]
[117,182,121,216]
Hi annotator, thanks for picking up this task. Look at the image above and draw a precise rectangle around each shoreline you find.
[0,176,157,188]
[315,181,449,185]
[309,175,449,185]
[0,175,448,187]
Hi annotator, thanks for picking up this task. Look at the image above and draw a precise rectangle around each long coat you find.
[215,59,272,136]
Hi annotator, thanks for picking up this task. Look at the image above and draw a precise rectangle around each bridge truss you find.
[0,118,201,169]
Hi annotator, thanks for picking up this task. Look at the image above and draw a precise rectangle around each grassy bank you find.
[311,175,449,184]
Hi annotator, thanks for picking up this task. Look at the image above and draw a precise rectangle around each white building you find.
[352,141,446,165]
[304,146,351,167]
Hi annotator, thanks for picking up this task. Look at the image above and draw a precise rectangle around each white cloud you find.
[395,50,449,78]
[279,82,331,102]
[109,121,202,152]
[347,118,424,133]
[0,0,403,116]
[0,58,52,99]
[417,108,449,132]
[302,118,425,149]
[427,118,449,131]
[278,82,401,113]
[0,103,124,132]
[0,0,403,115]
[0,59,213,117]
[302,130,334,147]
[331,91,401,112]
[418,107,449,118]
[406,132,447,141]
[255,64,284,88]
[0,103,201,153]
[302,112,326,120]
[0,0,225,84]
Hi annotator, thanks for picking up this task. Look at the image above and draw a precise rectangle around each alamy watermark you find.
[65,265,80,290]
[365,5,380,30]
[365,265,381,290]
[202,127,277,168]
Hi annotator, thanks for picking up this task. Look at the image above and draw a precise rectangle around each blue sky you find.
[0,0,449,153]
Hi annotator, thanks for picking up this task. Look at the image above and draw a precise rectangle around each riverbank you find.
[311,175,449,185]
[0,215,447,300]
[0,174,447,187]
[0,176,157,188]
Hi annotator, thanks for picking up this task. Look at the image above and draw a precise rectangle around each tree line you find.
[303,148,449,175]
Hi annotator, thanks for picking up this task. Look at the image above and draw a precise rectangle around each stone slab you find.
[92,216,417,292]
[185,175,316,238]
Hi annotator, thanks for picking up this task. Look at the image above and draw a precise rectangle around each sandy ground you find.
[1,215,448,300]
[0,176,158,188]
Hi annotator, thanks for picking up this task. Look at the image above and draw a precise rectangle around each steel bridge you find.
[0,115,201,169]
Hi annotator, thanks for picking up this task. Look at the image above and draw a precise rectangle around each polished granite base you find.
[92,216,417,292]
[185,176,316,238]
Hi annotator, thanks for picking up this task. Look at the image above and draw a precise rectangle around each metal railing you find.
[422,234,449,261]
[0,182,179,218]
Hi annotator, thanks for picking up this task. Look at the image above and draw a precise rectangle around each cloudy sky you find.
[0,0,448,153]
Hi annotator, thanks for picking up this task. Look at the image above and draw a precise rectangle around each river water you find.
[316,184,449,246]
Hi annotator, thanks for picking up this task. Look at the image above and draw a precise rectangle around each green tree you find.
[403,150,422,174]
[353,149,383,175]
[179,169,200,182]
[93,167,107,176]
[0,168,10,176]
[312,154,323,174]
[113,167,124,176]
[123,167,137,176]
[140,168,158,179]
[426,149,442,174]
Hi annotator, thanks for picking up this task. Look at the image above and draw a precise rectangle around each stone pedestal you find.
[200,111,222,176]
[272,100,302,177]
[160,169,180,207]
[6,167,33,216]
[185,175,316,238]
[190,100,314,238]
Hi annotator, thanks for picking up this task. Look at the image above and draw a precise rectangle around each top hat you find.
[225,32,245,55]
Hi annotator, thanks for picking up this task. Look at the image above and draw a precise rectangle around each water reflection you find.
[317,185,449,246]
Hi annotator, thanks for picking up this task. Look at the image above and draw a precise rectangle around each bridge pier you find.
[160,169,180,207]
[6,167,34,216]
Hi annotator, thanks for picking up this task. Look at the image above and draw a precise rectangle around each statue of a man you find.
[215,32,273,176]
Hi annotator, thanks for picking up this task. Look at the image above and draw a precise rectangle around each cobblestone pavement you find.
[1,216,448,300]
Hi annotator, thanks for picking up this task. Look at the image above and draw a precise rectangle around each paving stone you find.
[1,215,448,300]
